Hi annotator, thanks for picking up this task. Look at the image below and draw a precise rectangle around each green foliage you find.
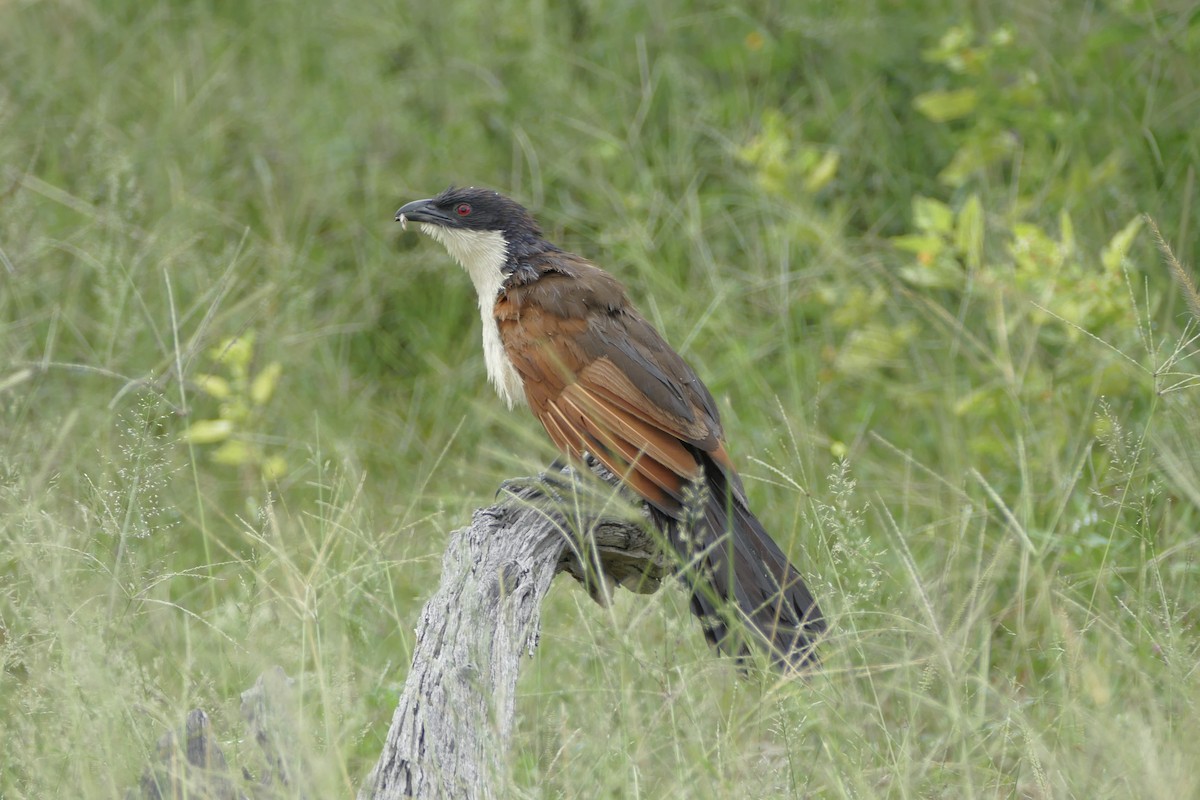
[892,193,983,288]
[737,108,841,196]
[2,0,1199,797]
[914,24,1045,188]
[183,333,289,482]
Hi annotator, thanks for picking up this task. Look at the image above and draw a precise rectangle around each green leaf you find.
[182,419,234,444]
[804,150,840,193]
[913,88,979,122]
[212,440,253,466]
[219,401,250,423]
[891,233,945,258]
[1059,210,1076,255]
[210,333,254,369]
[1101,215,1143,273]
[955,194,984,270]
[913,196,955,234]
[922,25,975,67]
[250,362,283,405]
[262,455,289,481]
[898,259,965,290]
[193,373,231,399]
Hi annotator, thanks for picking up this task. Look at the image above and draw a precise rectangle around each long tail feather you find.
[664,463,825,670]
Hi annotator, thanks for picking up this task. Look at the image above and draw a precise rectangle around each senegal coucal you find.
[396,186,825,670]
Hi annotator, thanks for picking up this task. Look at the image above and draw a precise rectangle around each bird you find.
[395,186,825,670]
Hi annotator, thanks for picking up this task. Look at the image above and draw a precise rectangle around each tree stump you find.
[358,464,669,800]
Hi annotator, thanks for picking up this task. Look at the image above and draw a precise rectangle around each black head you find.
[395,186,542,240]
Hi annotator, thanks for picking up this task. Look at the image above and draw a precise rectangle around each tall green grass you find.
[2,1,1198,796]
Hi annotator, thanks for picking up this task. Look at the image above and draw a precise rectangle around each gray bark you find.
[358,466,669,800]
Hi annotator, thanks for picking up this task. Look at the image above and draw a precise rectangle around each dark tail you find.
[664,460,825,671]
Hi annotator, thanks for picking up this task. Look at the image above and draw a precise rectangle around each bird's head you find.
[395,186,543,274]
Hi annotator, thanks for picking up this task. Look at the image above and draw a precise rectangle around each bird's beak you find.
[395,198,449,231]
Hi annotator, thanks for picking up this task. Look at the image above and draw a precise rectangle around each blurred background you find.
[2,1,1198,796]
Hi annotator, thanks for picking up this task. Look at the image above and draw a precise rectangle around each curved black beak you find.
[395,198,449,230]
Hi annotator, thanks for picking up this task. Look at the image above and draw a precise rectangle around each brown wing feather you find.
[554,385,696,512]
[497,292,714,514]
[546,396,681,511]
[563,383,700,482]
[577,357,716,448]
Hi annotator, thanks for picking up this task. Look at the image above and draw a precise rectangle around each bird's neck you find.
[503,234,560,284]
[421,224,555,408]
[421,224,510,305]
[421,225,558,295]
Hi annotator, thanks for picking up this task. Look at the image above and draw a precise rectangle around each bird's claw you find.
[496,464,575,502]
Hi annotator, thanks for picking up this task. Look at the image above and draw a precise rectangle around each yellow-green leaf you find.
[250,362,283,405]
[913,196,955,235]
[262,455,289,481]
[955,194,984,270]
[898,259,965,290]
[892,233,945,256]
[193,373,231,399]
[1101,215,1143,273]
[211,440,253,466]
[210,333,254,368]
[804,150,840,193]
[913,88,978,122]
[182,419,234,444]
[219,401,250,423]
[1059,210,1076,255]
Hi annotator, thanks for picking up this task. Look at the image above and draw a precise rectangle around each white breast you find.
[421,224,526,408]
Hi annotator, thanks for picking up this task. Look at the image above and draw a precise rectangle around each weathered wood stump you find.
[359,464,668,799]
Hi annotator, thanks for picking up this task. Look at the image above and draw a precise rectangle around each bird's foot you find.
[496,461,575,502]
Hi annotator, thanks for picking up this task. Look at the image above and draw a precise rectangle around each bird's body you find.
[397,187,825,669]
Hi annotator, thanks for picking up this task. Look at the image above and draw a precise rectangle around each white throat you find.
[421,223,525,408]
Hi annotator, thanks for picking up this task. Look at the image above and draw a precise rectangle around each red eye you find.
[455,203,472,216]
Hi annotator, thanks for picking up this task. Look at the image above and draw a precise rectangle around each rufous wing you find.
[496,291,723,517]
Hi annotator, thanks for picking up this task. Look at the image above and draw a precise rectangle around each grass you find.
[2,0,1199,797]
